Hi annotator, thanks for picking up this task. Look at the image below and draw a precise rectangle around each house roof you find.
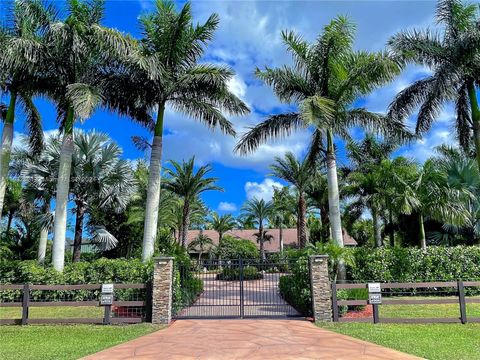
[186,228,357,253]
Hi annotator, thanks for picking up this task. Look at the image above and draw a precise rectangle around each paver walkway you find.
[82,319,422,360]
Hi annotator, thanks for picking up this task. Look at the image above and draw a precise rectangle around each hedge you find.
[216,266,263,280]
[214,236,259,260]
[278,256,312,316]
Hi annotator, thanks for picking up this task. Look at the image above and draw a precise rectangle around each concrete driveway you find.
[82,319,422,360]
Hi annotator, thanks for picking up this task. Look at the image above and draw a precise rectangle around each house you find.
[186,228,357,256]
[65,238,97,254]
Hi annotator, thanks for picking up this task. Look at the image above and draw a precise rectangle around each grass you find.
[380,301,480,318]
[0,323,163,360]
[0,306,103,319]
[319,322,480,360]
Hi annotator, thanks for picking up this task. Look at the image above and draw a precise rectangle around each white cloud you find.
[218,201,237,212]
[244,178,282,201]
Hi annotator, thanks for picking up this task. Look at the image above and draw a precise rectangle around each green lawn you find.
[0,306,103,319]
[0,324,163,360]
[319,322,480,360]
[379,299,480,318]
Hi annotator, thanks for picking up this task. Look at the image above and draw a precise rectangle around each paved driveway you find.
[82,319,422,360]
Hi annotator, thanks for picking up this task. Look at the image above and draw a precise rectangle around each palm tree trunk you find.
[72,201,86,263]
[0,93,16,222]
[181,201,190,248]
[466,81,480,171]
[388,209,395,247]
[419,213,427,250]
[52,107,75,272]
[372,205,382,247]
[259,222,265,261]
[219,232,223,244]
[325,130,343,247]
[298,192,307,248]
[6,210,13,232]
[320,205,330,242]
[142,104,165,261]
[279,224,283,252]
[37,202,50,265]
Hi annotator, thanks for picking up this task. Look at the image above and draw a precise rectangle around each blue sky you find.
[3,0,461,223]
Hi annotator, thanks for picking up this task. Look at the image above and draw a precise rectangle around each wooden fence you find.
[0,283,150,325]
[332,280,480,324]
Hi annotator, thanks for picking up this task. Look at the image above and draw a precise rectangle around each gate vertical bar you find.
[239,258,244,319]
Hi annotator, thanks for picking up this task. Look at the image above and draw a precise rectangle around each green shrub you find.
[216,266,263,280]
[214,235,259,260]
[278,256,312,316]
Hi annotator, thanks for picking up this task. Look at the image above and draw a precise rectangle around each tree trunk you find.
[142,104,165,261]
[72,201,86,263]
[389,210,394,247]
[52,107,75,272]
[219,232,223,244]
[320,205,330,242]
[6,210,13,232]
[466,81,480,171]
[259,221,266,261]
[181,201,190,248]
[326,130,343,247]
[0,93,16,222]
[37,202,50,264]
[279,225,283,252]
[298,192,307,248]
[372,205,382,247]
[419,213,427,250]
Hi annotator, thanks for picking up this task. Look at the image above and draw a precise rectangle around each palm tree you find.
[271,187,296,252]
[241,198,273,261]
[69,131,135,262]
[163,158,222,248]
[235,18,405,250]
[388,0,480,170]
[102,0,249,262]
[0,0,55,220]
[270,152,313,248]
[38,0,134,271]
[188,233,214,263]
[210,212,236,243]
[305,173,330,243]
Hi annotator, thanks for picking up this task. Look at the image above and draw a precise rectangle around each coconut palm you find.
[69,131,135,262]
[0,0,56,220]
[188,232,214,263]
[271,187,296,252]
[241,198,274,261]
[163,158,222,248]
[101,0,249,262]
[210,212,236,243]
[235,18,406,250]
[388,0,480,169]
[270,152,313,248]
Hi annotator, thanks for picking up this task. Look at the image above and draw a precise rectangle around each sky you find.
[2,0,462,223]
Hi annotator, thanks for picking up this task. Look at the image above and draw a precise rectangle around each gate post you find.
[152,257,174,324]
[309,255,332,322]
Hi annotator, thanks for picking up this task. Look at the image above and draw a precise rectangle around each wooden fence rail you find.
[0,283,149,325]
[332,280,480,324]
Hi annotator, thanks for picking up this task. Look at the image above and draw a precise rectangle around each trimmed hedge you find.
[214,236,259,260]
[351,246,480,282]
[278,256,312,316]
[216,266,263,280]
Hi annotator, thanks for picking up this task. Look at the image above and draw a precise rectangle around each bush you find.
[216,266,263,280]
[278,256,312,316]
[214,235,259,260]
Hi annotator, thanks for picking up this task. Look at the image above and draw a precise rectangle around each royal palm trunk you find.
[389,210,395,247]
[142,104,165,261]
[467,81,480,171]
[37,202,50,265]
[298,192,307,248]
[419,213,427,250]
[52,107,75,272]
[279,225,283,252]
[72,200,86,262]
[259,221,266,261]
[0,94,16,221]
[181,202,190,248]
[372,205,382,247]
[325,130,343,247]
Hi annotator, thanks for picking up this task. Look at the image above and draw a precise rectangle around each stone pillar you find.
[309,255,332,322]
[152,257,174,324]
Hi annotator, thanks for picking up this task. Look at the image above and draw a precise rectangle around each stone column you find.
[152,257,174,324]
[309,255,332,322]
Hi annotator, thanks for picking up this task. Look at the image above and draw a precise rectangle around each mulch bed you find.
[342,305,373,318]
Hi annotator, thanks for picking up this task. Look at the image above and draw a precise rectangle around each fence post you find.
[103,304,112,325]
[309,255,332,322]
[458,280,467,324]
[372,304,380,324]
[331,282,339,322]
[21,284,30,325]
[152,257,174,324]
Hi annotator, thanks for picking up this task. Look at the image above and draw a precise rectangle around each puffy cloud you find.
[244,178,283,201]
[218,201,237,212]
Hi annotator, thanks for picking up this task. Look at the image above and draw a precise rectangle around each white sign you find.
[368,283,381,293]
[369,293,382,305]
[100,294,114,305]
[101,283,114,293]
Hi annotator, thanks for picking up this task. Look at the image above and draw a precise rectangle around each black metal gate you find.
[173,258,302,319]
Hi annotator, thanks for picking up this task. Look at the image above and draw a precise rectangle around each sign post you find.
[100,284,114,325]
[367,283,382,324]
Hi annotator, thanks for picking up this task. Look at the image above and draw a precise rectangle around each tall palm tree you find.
[102,0,249,262]
[241,198,274,261]
[270,152,313,248]
[188,233,214,263]
[235,18,405,250]
[40,0,134,271]
[210,212,236,243]
[388,0,480,170]
[69,131,135,262]
[163,157,222,248]
[271,187,296,252]
[0,0,55,220]
[305,173,330,243]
